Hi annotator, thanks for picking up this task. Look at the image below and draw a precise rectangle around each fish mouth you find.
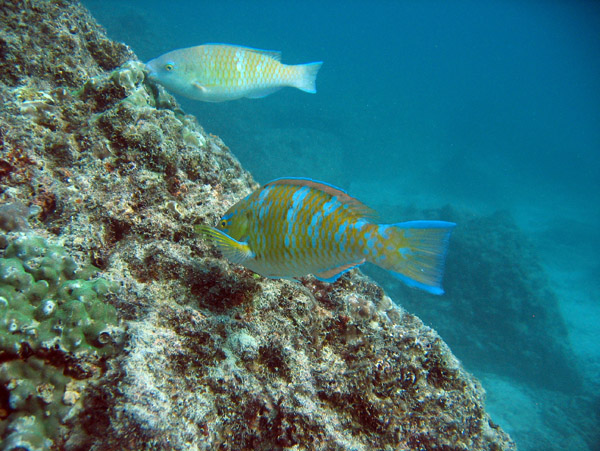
[145,59,158,80]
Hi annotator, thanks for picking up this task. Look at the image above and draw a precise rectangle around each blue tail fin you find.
[366,221,455,295]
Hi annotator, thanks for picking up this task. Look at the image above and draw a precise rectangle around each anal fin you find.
[314,259,365,282]
[245,87,282,99]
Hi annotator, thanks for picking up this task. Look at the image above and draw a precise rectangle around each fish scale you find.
[262,185,351,272]
[197,177,456,294]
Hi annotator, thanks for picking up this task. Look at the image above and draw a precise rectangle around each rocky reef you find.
[368,206,581,393]
[0,1,515,450]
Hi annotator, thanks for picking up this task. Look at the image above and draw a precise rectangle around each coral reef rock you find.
[0,1,515,450]
[370,205,581,393]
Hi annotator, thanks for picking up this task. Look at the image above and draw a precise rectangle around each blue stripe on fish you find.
[334,222,347,242]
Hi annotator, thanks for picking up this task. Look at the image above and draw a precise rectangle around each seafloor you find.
[0,1,517,450]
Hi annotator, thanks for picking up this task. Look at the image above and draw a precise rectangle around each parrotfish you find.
[196,178,456,294]
[146,44,323,102]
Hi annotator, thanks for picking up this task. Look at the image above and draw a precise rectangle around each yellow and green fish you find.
[146,44,323,102]
[197,178,455,294]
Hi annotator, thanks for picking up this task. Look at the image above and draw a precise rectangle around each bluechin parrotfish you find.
[196,178,456,294]
[146,44,323,102]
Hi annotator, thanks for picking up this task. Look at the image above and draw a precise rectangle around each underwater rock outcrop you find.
[0,1,515,450]
[368,206,582,393]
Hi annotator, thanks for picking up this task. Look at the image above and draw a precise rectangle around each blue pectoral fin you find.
[195,225,254,264]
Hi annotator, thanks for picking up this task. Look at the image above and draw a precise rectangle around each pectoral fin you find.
[192,81,208,93]
[195,225,254,264]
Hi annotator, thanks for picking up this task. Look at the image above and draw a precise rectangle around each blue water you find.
[84,1,600,449]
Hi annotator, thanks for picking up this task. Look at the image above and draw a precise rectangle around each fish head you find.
[217,208,252,243]
[145,51,188,93]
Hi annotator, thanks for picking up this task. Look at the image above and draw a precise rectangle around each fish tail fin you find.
[291,61,323,93]
[365,221,456,295]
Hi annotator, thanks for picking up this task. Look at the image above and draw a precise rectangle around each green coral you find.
[0,233,123,450]
[0,234,121,357]
[0,358,69,451]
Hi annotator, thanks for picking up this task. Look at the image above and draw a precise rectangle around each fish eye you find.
[220,219,228,228]
[164,63,174,71]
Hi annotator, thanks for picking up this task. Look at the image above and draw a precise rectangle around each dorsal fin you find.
[248,48,282,61]
[264,177,377,219]
[207,43,282,61]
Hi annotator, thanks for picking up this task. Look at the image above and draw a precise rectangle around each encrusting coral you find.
[0,0,515,450]
[0,233,122,451]
[0,234,122,359]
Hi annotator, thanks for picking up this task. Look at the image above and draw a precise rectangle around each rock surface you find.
[0,1,515,449]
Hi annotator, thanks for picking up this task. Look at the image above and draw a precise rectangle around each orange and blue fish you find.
[146,44,323,102]
[196,178,455,294]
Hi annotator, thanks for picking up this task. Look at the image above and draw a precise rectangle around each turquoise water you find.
[84,1,600,449]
